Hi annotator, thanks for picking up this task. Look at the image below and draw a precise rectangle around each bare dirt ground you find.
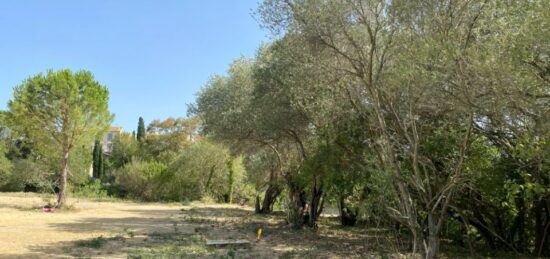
[0,192,383,258]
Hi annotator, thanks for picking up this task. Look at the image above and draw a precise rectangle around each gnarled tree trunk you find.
[339,196,358,226]
[534,198,550,257]
[287,180,307,229]
[308,177,323,228]
[259,184,281,214]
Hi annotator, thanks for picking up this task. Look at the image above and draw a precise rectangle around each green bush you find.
[72,179,110,199]
[109,133,138,169]
[0,159,54,192]
[0,145,92,192]
[115,160,167,201]
[0,142,12,187]
[162,140,234,202]
[99,138,253,204]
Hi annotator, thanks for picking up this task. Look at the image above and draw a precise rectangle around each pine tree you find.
[137,117,146,142]
[8,70,112,207]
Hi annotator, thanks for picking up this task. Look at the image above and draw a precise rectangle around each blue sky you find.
[0,1,267,131]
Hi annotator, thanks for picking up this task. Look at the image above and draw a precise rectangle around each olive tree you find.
[258,0,549,256]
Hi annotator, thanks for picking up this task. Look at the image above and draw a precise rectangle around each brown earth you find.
[0,192,386,258]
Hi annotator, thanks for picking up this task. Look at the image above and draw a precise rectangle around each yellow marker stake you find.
[256,227,262,241]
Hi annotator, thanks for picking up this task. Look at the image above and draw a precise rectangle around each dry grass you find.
[0,192,185,258]
[0,192,392,258]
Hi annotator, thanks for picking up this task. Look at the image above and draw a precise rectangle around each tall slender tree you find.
[98,150,104,179]
[7,69,112,207]
[226,158,235,203]
[92,140,102,178]
[137,117,146,142]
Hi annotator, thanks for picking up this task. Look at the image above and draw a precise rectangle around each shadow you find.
[9,204,389,258]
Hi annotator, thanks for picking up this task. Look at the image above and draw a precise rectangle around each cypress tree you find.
[98,151,104,179]
[137,117,146,141]
[92,140,101,178]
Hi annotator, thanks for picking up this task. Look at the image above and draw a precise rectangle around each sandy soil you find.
[0,192,377,258]
[0,193,187,258]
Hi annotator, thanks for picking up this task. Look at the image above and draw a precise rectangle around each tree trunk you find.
[534,198,550,257]
[226,159,234,203]
[469,214,496,250]
[510,192,526,252]
[255,195,262,213]
[339,196,358,226]
[317,195,325,218]
[308,179,323,228]
[423,213,440,259]
[259,184,281,214]
[287,180,306,229]
[56,147,69,208]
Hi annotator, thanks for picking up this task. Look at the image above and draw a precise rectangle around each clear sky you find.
[0,1,267,132]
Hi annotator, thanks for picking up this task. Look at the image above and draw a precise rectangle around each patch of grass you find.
[123,227,136,238]
[75,236,108,249]
[227,247,236,258]
[74,235,125,249]
[128,232,213,258]
[280,249,319,259]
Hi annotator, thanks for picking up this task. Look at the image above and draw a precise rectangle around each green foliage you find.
[191,58,256,141]
[115,160,167,201]
[111,139,249,203]
[6,69,112,206]
[75,235,108,249]
[72,179,110,200]
[74,235,124,249]
[162,140,242,202]
[92,140,102,178]
[109,132,138,169]
[137,117,146,142]
[191,0,550,256]
[127,233,211,257]
[192,52,311,225]
[7,70,113,156]
[0,159,54,192]
[68,145,93,185]
[0,141,12,186]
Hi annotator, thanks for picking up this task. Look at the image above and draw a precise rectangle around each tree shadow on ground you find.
[13,204,391,258]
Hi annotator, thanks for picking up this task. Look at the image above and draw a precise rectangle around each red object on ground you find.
[42,207,54,213]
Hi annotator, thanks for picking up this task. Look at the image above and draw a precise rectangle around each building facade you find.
[101,127,123,155]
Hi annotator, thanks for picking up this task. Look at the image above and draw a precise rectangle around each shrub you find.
[0,142,12,187]
[0,159,54,192]
[72,179,110,199]
[162,140,230,202]
[115,160,167,201]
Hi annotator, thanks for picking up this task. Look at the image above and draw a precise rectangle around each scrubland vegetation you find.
[1,0,549,258]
